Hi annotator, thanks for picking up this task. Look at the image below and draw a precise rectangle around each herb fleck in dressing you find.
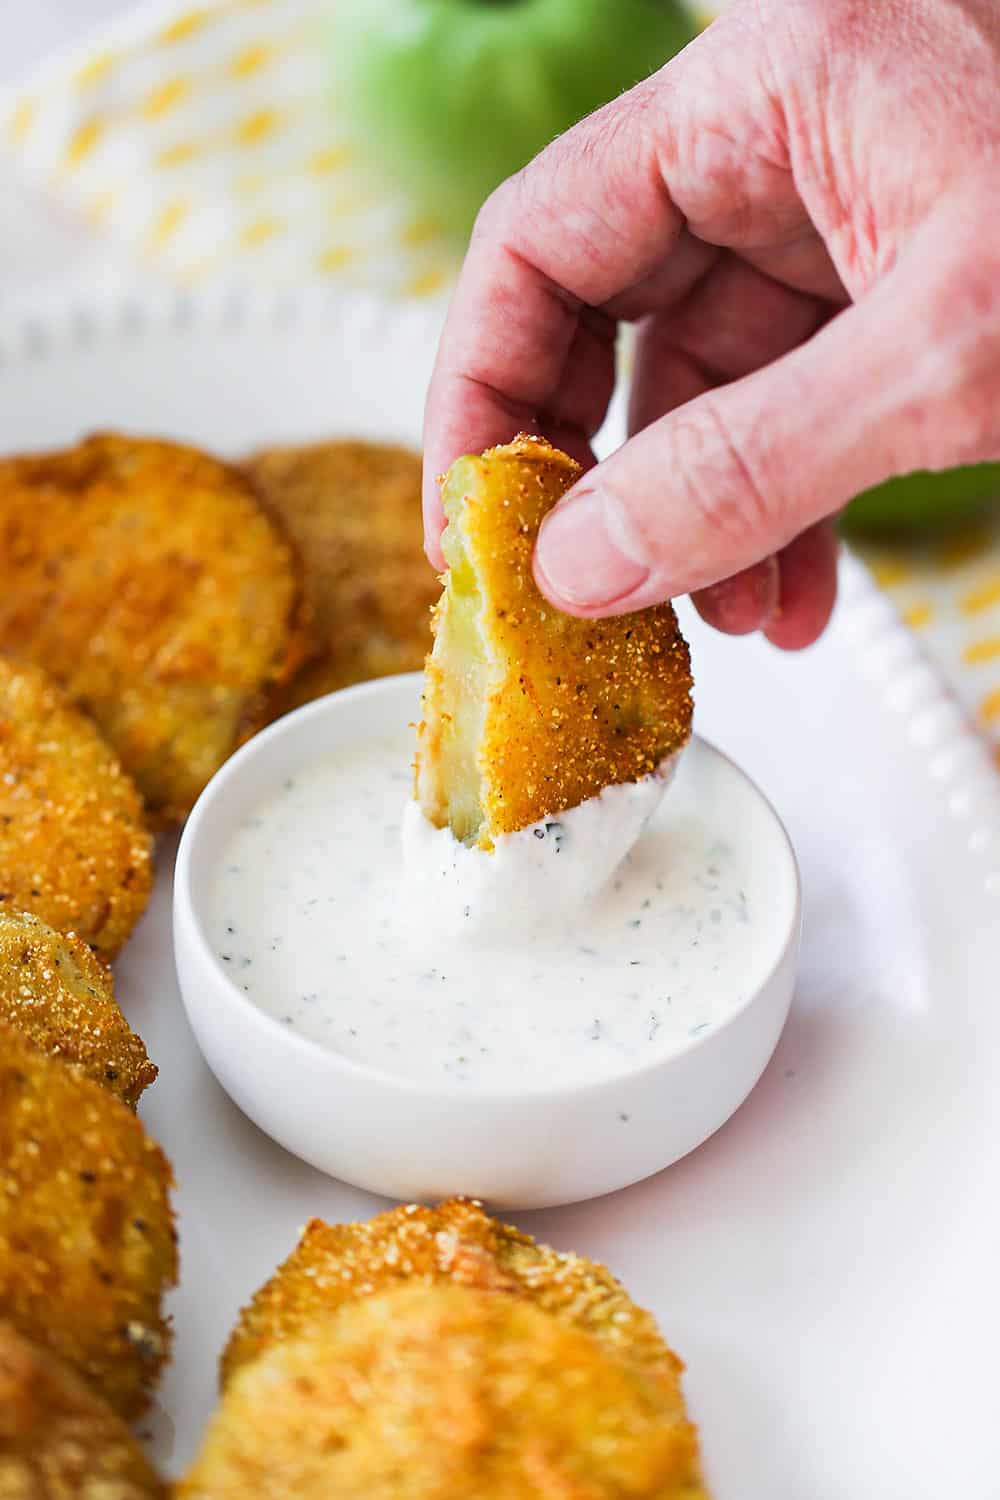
[209,732,770,1088]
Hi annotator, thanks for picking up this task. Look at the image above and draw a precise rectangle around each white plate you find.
[0,290,998,1497]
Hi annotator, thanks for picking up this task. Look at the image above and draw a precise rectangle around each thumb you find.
[533,196,1000,616]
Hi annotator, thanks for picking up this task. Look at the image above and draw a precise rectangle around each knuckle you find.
[946,389,1000,466]
[669,397,781,557]
[920,240,1000,463]
[943,353,1000,464]
[933,231,1000,329]
[468,176,519,249]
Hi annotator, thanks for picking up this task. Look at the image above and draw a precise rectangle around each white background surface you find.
[0,290,995,1496]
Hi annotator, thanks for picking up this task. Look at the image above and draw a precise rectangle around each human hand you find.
[422,0,1000,648]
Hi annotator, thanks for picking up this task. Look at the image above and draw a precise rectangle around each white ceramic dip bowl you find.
[174,674,800,1209]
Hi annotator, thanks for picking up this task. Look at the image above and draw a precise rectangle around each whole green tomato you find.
[327,0,698,241]
[842,464,1000,538]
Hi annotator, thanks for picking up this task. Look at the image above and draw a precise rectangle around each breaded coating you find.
[244,439,437,713]
[223,1197,678,1392]
[0,434,306,825]
[416,436,693,847]
[0,657,152,961]
[0,1322,165,1499]
[0,911,156,1109]
[184,1285,708,1500]
[0,1025,177,1419]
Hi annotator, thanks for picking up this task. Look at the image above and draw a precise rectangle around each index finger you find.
[421,78,688,566]
[420,6,802,565]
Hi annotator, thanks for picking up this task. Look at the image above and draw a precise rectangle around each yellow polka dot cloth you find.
[0,1,726,296]
[0,0,459,298]
[853,519,1000,764]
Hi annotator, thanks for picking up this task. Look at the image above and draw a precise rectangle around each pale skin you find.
[423,0,1000,649]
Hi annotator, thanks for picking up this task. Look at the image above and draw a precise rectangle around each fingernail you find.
[535,489,650,609]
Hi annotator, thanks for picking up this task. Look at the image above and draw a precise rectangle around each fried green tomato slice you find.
[0,1322,166,1499]
[0,1025,177,1419]
[185,1285,708,1500]
[0,434,306,826]
[244,439,438,714]
[416,436,693,847]
[0,657,152,961]
[0,911,156,1108]
[222,1198,680,1396]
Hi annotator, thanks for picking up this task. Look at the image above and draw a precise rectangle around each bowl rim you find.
[174,673,802,1105]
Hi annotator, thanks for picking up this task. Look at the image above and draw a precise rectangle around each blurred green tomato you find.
[327,0,698,241]
[842,465,1000,537]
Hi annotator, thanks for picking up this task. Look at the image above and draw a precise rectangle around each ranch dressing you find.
[397,754,680,945]
[208,730,771,1089]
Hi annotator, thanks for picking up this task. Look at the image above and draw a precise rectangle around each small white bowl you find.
[174,675,800,1209]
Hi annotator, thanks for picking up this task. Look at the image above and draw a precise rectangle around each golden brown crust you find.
[0,910,156,1108]
[416,436,693,846]
[0,1025,177,1419]
[0,657,153,961]
[222,1197,681,1394]
[244,439,437,713]
[184,1285,708,1500]
[0,1322,166,1498]
[0,434,307,826]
